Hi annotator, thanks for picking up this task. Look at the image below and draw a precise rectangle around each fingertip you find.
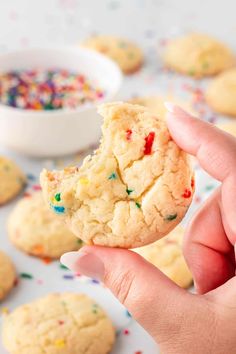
[60,251,82,271]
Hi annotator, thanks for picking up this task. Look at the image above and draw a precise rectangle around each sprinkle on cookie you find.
[144,132,155,155]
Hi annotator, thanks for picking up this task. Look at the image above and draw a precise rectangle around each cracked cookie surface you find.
[7,191,82,259]
[0,250,16,301]
[40,102,194,248]
[2,293,115,354]
[133,225,192,288]
[163,33,234,78]
[0,156,25,205]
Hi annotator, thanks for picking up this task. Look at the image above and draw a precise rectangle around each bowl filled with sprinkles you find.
[0,47,122,156]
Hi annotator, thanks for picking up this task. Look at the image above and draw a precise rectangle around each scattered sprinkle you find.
[165,213,177,221]
[1,307,9,314]
[26,173,36,181]
[182,189,192,198]
[54,193,61,202]
[51,205,65,214]
[91,279,99,284]
[108,172,117,180]
[78,178,89,185]
[32,184,41,191]
[123,329,130,335]
[20,272,33,279]
[54,339,65,348]
[205,184,214,191]
[41,257,52,265]
[135,202,141,209]
[77,239,83,246]
[63,274,74,280]
[92,304,99,314]
[32,244,44,255]
[60,263,68,270]
[126,310,132,318]
[126,129,132,140]
[126,188,133,195]
[23,192,32,198]
[191,177,195,189]
[144,132,155,155]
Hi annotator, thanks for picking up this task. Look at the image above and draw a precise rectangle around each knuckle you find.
[105,269,136,307]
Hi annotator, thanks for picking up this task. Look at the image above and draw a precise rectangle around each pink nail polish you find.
[61,251,105,281]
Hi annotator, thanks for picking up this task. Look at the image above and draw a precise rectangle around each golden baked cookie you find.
[206,69,236,117]
[2,293,115,354]
[0,250,16,301]
[82,35,143,74]
[133,225,192,288]
[129,95,195,119]
[0,156,25,205]
[163,33,234,78]
[7,191,82,259]
[40,102,194,248]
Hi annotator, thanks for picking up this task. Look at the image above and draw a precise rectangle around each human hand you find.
[61,105,236,354]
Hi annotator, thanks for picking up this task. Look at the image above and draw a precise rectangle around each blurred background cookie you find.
[217,122,236,137]
[163,33,234,78]
[0,156,25,205]
[2,293,115,354]
[82,35,143,74]
[133,225,192,288]
[0,250,16,301]
[206,69,236,117]
[7,191,83,259]
[129,95,195,118]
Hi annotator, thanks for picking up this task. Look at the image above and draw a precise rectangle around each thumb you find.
[61,246,193,341]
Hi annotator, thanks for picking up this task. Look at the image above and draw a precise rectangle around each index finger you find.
[165,103,236,182]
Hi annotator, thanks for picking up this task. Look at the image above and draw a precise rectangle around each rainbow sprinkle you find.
[51,205,65,214]
[144,132,155,155]
[108,172,117,180]
[165,213,177,221]
[0,69,105,110]
[54,193,61,202]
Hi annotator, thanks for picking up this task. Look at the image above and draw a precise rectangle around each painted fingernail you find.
[164,101,176,113]
[164,102,189,116]
[60,251,105,280]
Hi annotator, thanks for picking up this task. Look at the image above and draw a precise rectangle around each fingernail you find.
[164,102,189,116]
[164,101,177,113]
[60,251,105,280]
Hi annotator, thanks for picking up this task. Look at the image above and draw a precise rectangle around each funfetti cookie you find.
[40,102,194,248]
[82,35,143,74]
[163,33,234,78]
[2,293,115,354]
[0,156,26,205]
[0,250,16,301]
[133,225,192,288]
[206,69,236,117]
[8,191,82,259]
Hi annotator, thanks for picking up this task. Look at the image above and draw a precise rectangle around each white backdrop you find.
[0,0,235,52]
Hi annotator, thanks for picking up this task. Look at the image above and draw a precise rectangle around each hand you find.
[61,105,236,354]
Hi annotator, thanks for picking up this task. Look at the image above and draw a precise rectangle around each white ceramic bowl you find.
[0,47,122,157]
